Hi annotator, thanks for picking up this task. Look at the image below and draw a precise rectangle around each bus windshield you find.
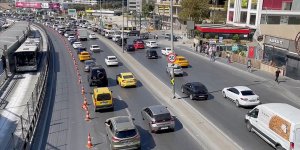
[15,52,36,66]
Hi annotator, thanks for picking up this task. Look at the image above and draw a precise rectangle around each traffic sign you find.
[167,53,176,63]
[170,78,174,85]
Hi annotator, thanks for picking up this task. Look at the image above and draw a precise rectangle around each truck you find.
[245,103,300,150]
[77,29,88,41]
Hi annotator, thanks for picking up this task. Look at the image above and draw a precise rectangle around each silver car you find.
[141,105,175,133]
[105,116,141,150]
[166,63,184,77]
[84,60,96,72]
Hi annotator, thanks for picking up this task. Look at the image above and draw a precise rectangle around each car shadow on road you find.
[113,98,128,111]
[108,78,117,87]
[136,125,156,150]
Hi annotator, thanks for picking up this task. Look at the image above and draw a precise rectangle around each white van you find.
[104,30,114,39]
[245,103,300,150]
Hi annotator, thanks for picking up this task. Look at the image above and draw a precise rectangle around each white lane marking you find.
[117,95,132,117]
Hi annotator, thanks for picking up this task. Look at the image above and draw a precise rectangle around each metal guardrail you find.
[3,24,50,150]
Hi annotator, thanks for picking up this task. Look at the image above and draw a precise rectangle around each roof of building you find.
[195,24,251,34]
[259,24,300,40]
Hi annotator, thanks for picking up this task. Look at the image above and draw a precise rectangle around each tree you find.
[179,0,210,23]
[142,3,154,18]
[232,34,240,42]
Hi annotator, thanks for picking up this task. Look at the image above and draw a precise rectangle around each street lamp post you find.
[170,0,175,99]
[122,0,125,53]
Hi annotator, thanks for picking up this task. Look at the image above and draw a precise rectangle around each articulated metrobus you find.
[14,40,40,72]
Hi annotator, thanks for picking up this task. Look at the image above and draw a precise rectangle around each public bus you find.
[14,40,40,72]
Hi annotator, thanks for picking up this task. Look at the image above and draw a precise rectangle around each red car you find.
[134,41,145,49]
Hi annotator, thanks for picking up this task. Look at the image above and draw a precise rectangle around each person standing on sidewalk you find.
[226,52,231,63]
[275,68,281,83]
[247,59,252,72]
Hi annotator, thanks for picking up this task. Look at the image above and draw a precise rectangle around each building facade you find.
[227,0,300,29]
[127,0,142,12]
[73,0,98,5]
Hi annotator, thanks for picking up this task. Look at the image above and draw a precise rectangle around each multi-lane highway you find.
[33,26,203,150]
[31,24,300,150]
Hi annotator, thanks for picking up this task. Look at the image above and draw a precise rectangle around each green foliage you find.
[205,34,210,39]
[214,35,218,39]
[232,34,240,42]
[178,0,210,23]
[142,3,154,17]
[194,30,201,37]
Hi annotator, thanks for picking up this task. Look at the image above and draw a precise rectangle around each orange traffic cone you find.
[81,87,85,95]
[85,110,91,121]
[78,78,81,84]
[82,98,88,111]
[86,132,93,149]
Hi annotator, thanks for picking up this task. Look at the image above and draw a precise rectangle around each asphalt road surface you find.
[120,35,300,150]
[32,27,203,150]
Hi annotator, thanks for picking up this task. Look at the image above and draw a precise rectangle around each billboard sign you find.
[68,9,77,16]
[15,2,60,9]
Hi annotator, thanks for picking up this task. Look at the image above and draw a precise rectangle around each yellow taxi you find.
[78,51,91,61]
[92,87,113,112]
[116,72,137,87]
[174,56,189,67]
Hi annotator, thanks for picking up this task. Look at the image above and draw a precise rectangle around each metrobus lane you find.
[124,36,300,150]
[72,36,204,150]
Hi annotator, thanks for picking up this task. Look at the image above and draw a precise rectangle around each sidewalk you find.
[174,41,300,104]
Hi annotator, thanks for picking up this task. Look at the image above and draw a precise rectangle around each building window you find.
[288,16,300,24]
[249,14,256,25]
[229,0,234,8]
[228,11,234,22]
[241,0,248,9]
[129,2,136,4]
[263,46,287,67]
[267,16,281,24]
[240,12,247,23]
[282,2,292,10]
[251,0,257,9]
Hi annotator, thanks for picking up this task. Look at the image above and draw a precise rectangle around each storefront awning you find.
[195,25,251,34]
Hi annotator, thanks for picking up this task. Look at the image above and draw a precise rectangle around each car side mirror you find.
[104,122,109,126]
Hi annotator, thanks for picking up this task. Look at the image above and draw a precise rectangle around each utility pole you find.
[122,0,125,53]
[100,0,102,27]
[170,0,175,99]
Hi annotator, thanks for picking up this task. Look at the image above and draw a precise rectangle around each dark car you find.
[146,49,158,59]
[116,37,127,46]
[181,82,208,100]
[87,65,108,87]
[167,35,178,41]
[124,45,135,52]
[77,46,87,54]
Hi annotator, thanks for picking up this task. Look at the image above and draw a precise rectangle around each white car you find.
[146,41,158,48]
[105,56,118,66]
[90,45,100,53]
[89,33,97,39]
[68,36,76,41]
[72,42,82,49]
[112,35,121,42]
[161,47,172,55]
[82,24,87,28]
[222,86,260,107]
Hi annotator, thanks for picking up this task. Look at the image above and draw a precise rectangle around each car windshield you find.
[85,61,95,66]
[108,57,116,60]
[241,90,255,96]
[92,46,99,48]
[174,65,182,69]
[123,75,134,79]
[115,129,137,138]
[178,58,186,61]
[96,93,111,101]
[154,113,171,122]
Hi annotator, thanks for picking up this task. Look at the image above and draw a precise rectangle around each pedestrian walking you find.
[226,53,231,63]
[247,59,252,72]
[155,34,158,40]
[275,68,281,83]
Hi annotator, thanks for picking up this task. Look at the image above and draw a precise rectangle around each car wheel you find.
[222,92,227,98]
[116,79,118,84]
[276,145,284,150]
[246,121,252,132]
[235,100,240,107]
[190,94,194,100]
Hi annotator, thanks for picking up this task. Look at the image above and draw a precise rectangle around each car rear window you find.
[178,58,186,61]
[93,46,99,48]
[123,75,134,79]
[241,90,255,96]
[108,57,116,60]
[154,113,171,122]
[115,129,137,138]
[96,93,111,101]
